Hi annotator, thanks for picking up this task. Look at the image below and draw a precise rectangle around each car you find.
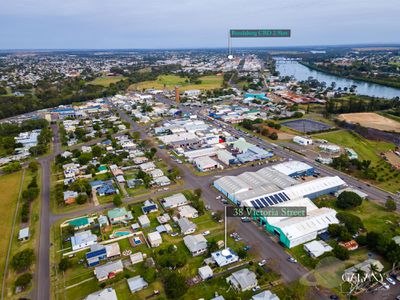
[258,259,267,266]
[243,245,251,251]
[381,282,390,290]
[329,295,339,300]
[288,257,297,263]
[396,295,400,300]
[202,231,210,236]
[252,286,260,292]
[241,217,250,223]
[387,277,396,285]
[216,196,222,200]
[170,232,179,237]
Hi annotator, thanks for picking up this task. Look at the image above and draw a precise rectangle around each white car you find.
[202,231,210,236]
[387,277,396,285]
[258,259,267,266]
[252,286,260,292]
[382,282,390,290]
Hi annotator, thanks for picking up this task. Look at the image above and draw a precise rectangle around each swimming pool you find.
[114,231,131,237]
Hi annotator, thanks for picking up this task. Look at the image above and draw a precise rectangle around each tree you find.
[11,249,35,272]
[269,132,278,140]
[59,257,71,271]
[333,245,349,260]
[131,131,141,140]
[3,161,22,173]
[78,152,93,165]
[336,191,363,209]
[91,145,102,158]
[385,198,397,211]
[28,161,39,173]
[76,194,88,205]
[113,195,122,207]
[70,179,92,195]
[336,212,363,234]
[162,271,188,299]
[14,273,32,288]
[237,248,248,259]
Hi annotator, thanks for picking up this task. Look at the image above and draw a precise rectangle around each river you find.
[274,59,400,99]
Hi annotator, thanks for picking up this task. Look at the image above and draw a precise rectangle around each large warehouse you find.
[213,160,346,248]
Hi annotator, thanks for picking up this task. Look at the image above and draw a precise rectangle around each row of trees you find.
[21,163,40,222]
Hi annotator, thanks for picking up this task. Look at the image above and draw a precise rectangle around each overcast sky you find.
[0,0,399,49]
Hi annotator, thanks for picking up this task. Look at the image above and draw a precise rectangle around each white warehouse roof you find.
[271,160,313,176]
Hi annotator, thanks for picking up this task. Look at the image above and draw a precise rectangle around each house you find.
[94,260,124,281]
[127,276,148,293]
[105,243,121,258]
[177,218,197,235]
[130,252,144,265]
[18,227,30,241]
[226,268,258,292]
[198,265,213,280]
[138,215,151,227]
[127,179,143,189]
[303,240,333,258]
[184,234,208,256]
[161,193,189,209]
[149,168,164,178]
[343,259,384,282]
[107,207,133,224]
[98,215,110,227]
[139,162,156,172]
[252,290,280,300]
[90,180,117,196]
[141,200,158,214]
[86,244,107,267]
[211,248,239,267]
[157,213,171,224]
[178,205,199,219]
[85,287,118,300]
[71,230,98,251]
[339,240,359,251]
[147,231,162,247]
[152,176,171,186]
[64,190,78,204]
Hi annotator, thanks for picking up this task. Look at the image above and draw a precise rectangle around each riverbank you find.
[299,61,400,90]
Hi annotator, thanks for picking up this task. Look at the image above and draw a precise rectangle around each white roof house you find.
[153,176,171,186]
[178,205,199,219]
[149,168,164,178]
[183,234,208,256]
[139,162,156,172]
[127,276,148,293]
[226,268,258,291]
[252,290,280,300]
[343,259,384,281]
[198,265,213,280]
[303,240,333,258]
[18,227,30,241]
[130,252,144,265]
[138,215,151,227]
[94,260,124,281]
[161,193,189,209]
[177,218,197,235]
[193,156,222,172]
[292,136,313,146]
[85,288,118,300]
[71,230,98,251]
[147,231,162,248]
[211,248,239,267]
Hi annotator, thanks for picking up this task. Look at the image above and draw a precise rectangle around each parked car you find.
[288,257,297,263]
[258,259,267,266]
[241,217,250,223]
[202,231,210,236]
[243,245,251,251]
[381,282,390,290]
[252,286,260,292]
[387,277,396,285]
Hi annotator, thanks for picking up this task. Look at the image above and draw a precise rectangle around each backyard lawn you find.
[87,76,126,87]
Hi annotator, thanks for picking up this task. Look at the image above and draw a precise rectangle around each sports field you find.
[337,112,400,133]
[281,119,332,133]
[87,76,126,87]
[129,74,223,91]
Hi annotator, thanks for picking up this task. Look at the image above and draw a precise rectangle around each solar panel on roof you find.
[260,198,269,207]
[270,195,279,204]
[251,201,259,209]
[276,193,285,202]
[282,192,290,201]
[265,197,274,206]
[255,199,264,208]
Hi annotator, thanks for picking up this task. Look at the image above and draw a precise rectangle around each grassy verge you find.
[0,171,24,297]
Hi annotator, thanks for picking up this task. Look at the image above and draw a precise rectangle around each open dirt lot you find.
[338,112,400,133]
[384,151,400,169]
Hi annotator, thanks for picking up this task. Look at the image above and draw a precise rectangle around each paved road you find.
[35,123,61,300]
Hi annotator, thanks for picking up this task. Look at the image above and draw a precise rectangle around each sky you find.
[0,0,399,49]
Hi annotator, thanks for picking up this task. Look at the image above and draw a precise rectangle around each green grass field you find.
[87,76,126,87]
[314,130,400,192]
[129,74,223,91]
[0,171,24,297]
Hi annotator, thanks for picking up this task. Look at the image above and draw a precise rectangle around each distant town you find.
[0,46,400,300]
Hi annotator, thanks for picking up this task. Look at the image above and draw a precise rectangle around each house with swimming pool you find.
[107,207,133,224]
